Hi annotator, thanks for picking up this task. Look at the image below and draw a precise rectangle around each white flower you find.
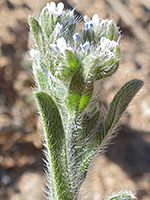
[85,22,93,30]
[80,42,90,53]
[92,14,100,26]
[84,14,100,30]
[47,2,64,16]
[57,37,67,53]
[50,37,72,54]
[84,15,91,23]
[73,33,81,44]
[54,23,63,35]
[50,44,60,52]
[100,37,117,52]
[84,15,93,30]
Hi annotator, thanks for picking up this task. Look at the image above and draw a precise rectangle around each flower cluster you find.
[30,1,120,83]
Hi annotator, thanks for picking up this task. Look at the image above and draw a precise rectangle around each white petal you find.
[100,37,106,44]
[84,15,91,23]
[92,14,99,26]
[54,23,63,35]
[80,42,90,53]
[57,2,64,12]
[57,37,67,53]
[100,37,117,51]
[50,44,60,52]
[73,33,81,44]
[100,37,110,50]
[46,3,49,8]
[109,41,117,50]
[50,2,56,9]
[48,2,63,16]
[47,2,56,15]
[67,47,73,52]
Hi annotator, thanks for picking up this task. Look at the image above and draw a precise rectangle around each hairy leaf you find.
[79,79,144,177]
[102,79,144,135]
[40,8,55,39]
[35,91,73,200]
[65,50,80,71]
[29,16,44,52]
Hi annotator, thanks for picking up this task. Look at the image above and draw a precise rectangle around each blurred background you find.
[0,0,150,199]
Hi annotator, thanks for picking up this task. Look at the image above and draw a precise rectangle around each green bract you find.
[29,2,143,200]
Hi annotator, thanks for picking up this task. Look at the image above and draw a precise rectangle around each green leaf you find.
[102,79,144,135]
[79,79,144,178]
[78,73,95,112]
[67,54,99,113]
[66,67,85,112]
[69,66,85,94]
[35,91,73,200]
[78,94,91,112]
[33,56,67,103]
[67,93,80,113]
[34,61,50,92]
[40,8,55,39]
[29,16,44,52]
[65,50,79,71]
